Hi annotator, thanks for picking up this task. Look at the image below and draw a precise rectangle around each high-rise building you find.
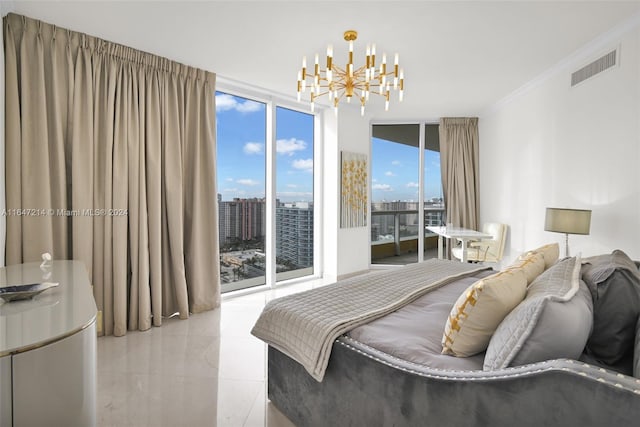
[218,196,266,246]
[276,202,314,268]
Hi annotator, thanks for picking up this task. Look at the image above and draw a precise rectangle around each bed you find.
[253,248,640,426]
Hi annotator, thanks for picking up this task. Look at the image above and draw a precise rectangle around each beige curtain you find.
[4,13,220,336]
[439,117,480,230]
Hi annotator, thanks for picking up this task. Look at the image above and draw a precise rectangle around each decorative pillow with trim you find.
[442,268,527,357]
[524,243,560,269]
[507,251,545,285]
[483,256,593,370]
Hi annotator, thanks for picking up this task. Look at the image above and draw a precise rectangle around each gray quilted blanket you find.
[251,259,490,381]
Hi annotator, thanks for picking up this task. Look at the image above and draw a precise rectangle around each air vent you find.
[571,49,618,87]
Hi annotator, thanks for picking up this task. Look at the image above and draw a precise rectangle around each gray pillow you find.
[582,250,640,365]
[484,257,593,370]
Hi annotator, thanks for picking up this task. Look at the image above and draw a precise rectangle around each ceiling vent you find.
[571,49,618,87]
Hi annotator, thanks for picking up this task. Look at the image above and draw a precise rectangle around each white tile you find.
[218,337,266,381]
[98,372,218,427]
[216,379,263,427]
[220,305,264,338]
[97,283,307,427]
[99,331,220,378]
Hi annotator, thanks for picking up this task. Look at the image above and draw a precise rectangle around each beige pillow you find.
[508,251,545,285]
[442,268,527,357]
[525,243,560,269]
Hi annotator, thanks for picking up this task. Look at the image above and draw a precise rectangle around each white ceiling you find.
[8,1,640,119]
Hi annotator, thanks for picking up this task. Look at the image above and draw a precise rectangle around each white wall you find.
[335,107,371,277]
[321,108,339,282]
[480,22,640,265]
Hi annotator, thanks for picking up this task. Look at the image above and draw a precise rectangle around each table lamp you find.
[544,207,592,257]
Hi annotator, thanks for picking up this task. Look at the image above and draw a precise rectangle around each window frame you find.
[368,119,440,267]
[216,77,323,293]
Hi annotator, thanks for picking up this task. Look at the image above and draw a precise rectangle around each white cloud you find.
[372,178,378,183]
[406,182,419,188]
[391,160,401,166]
[292,158,313,172]
[385,171,395,177]
[277,138,307,156]
[287,184,298,188]
[225,178,234,182]
[372,183,393,191]
[243,142,264,155]
[237,179,260,186]
[216,93,263,114]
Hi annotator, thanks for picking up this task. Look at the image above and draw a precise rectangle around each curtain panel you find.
[439,117,480,231]
[4,13,220,336]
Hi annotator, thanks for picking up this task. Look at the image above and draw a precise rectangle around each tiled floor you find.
[97,278,331,427]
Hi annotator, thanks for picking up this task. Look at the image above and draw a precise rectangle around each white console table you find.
[0,260,97,426]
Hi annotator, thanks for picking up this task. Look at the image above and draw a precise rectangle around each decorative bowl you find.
[0,282,59,302]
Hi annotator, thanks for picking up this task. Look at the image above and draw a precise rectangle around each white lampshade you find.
[544,208,592,235]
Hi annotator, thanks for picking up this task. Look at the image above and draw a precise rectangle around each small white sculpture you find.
[40,252,52,269]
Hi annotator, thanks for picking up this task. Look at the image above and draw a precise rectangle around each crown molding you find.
[481,10,640,117]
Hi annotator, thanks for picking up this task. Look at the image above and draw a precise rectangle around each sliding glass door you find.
[370,124,420,264]
[370,123,443,265]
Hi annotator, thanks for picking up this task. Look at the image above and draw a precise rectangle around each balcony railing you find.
[371,207,445,261]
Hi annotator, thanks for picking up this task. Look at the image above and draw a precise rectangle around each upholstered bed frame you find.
[268,338,640,427]
[258,250,640,426]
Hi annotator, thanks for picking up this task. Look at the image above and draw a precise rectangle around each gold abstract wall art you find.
[341,151,368,228]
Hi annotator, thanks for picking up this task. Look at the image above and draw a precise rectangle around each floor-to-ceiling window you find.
[216,90,317,292]
[370,123,443,265]
[216,92,267,292]
[275,107,315,281]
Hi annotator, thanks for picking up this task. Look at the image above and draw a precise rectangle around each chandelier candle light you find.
[297,30,404,116]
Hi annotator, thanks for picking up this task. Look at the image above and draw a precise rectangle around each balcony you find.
[371,207,444,265]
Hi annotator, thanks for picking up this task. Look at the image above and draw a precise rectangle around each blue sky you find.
[216,92,314,203]
[371,138,443,202]
[216,91,442,203]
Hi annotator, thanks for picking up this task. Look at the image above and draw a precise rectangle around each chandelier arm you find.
[352,65,368,74]
[334,91,346,102]
[332,65,347,75]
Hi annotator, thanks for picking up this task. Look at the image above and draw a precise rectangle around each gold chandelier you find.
[297,30,404,115]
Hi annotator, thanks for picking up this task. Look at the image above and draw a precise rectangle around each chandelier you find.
[296,30,404,116]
